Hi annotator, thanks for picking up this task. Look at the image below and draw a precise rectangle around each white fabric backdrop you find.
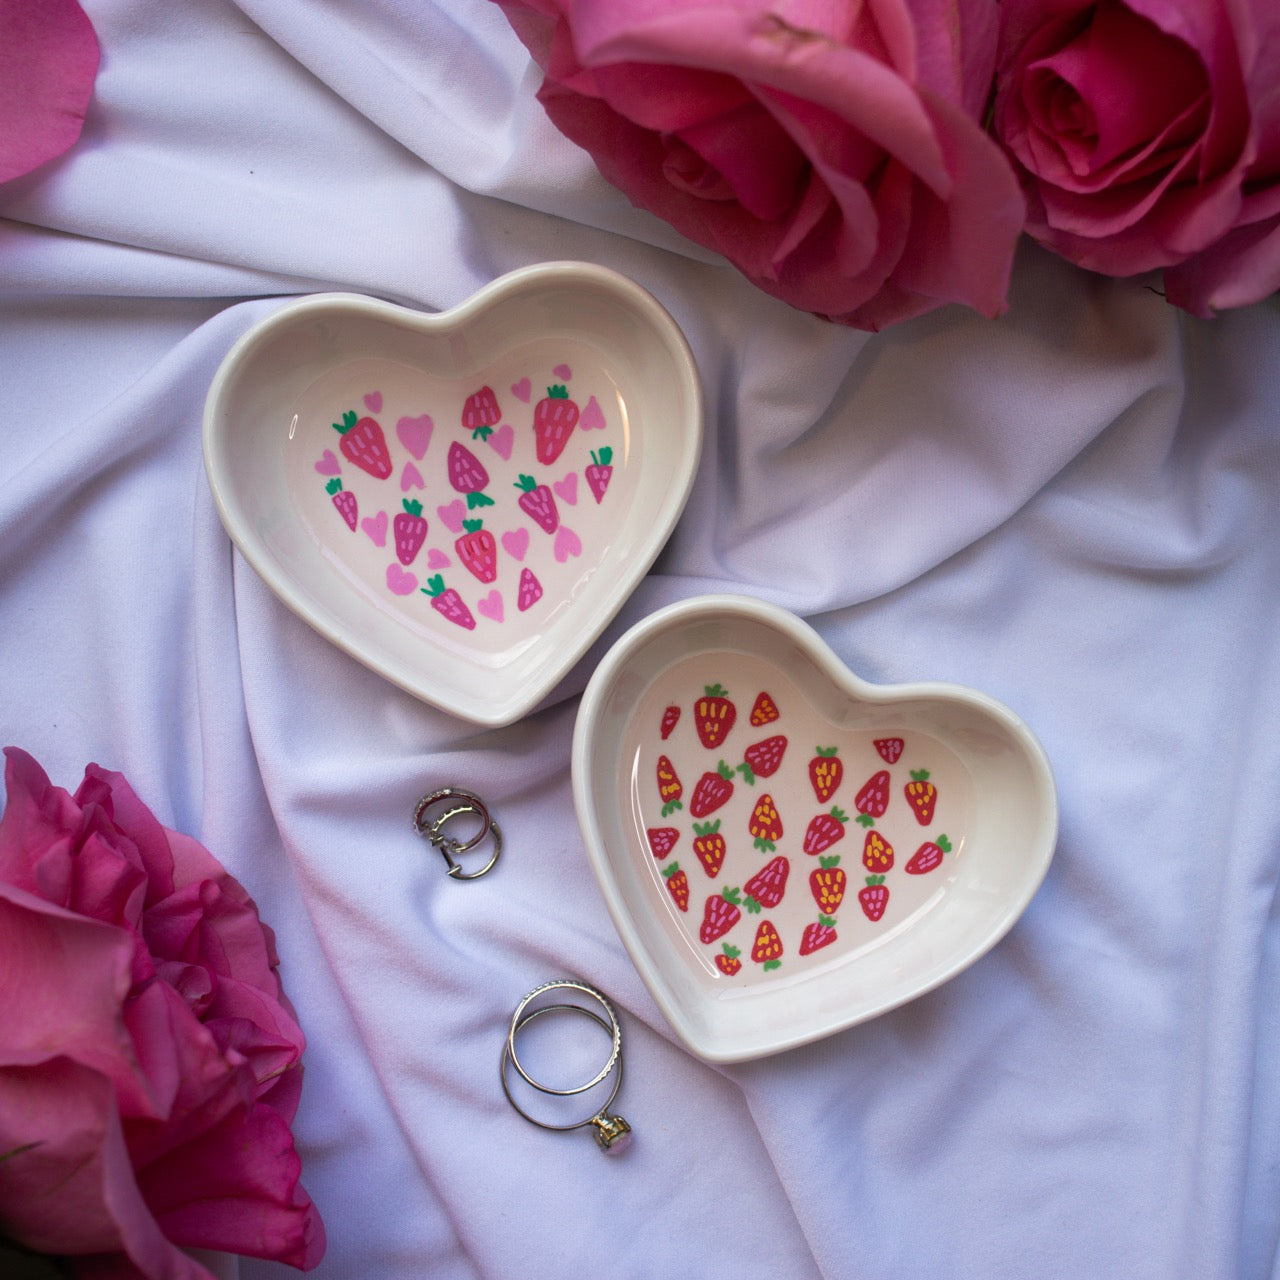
[3,2,1280,1277]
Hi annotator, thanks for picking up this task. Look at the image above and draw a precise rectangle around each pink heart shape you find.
[553,364,572,381]
[488,423,514,461]
[554,525,582,563]
[580,395,606,431]
[402,462,424,492]
[553,472,578,505]
[385,563,417,595]
[501,528,529,561]
[396,414,433,460]
[510,377,532,403]
[427,548,451,569]
[361,511,388,546]
[364,391,383,413]
[477,589,504,623]
[437,499,466,533]
[314,449,341,476]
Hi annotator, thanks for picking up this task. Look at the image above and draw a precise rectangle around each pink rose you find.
[0,748,324,1279]
[494,0,1024,330]
[993,0,1280,311]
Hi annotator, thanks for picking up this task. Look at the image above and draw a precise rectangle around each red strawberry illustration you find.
[700,887,742,944]
[739,734,787,783]
[800,916,838,956]
[646,827,680,859]
[455,520,498,583]
[332,410,392,479]
[656,754,683,815]
[393,499,428,565]
[906,834,952,875]
[748,794,782,852]
[809,857,847,914]
[751,920,783,971]
[462,385,501,439]
[447,441,494,508]
[694,685,737,749]
[862,829,894,873]
[517,567,543,612]
[875,737,904,764]
[659,705,681,740]
[749,691,780,726]
[855,770,891,824]
[585,447,614,503]
[420,575,475,630]
[744,855,789,910]
[692,820,727,878]
[662,862,690,912]
[326,478,357,530]
[809,747,843,803]
[714,943,742,976]
[858,875,889,922]
[513,474,559,533]
[905,769,938,825]
[803,807,848,855]
[533,385,580,464]
[689,762,735,818]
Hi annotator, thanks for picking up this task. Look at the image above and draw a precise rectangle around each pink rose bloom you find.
[993,0,1280,312]
[0,0,100,183]
[494,0,1025,330]
[0,748,324,1279]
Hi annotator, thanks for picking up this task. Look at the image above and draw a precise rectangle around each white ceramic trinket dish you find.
[203,263,702,725]
[573,595,1057,1063]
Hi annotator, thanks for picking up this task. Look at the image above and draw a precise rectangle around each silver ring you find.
[413,788,501,880]
[506,980,621,1096]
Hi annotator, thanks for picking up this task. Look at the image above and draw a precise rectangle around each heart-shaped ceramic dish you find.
[573,595,1057,1062]
[202,263,702,725]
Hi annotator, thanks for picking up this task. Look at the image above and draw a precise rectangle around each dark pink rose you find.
[0,748,324,1279]
[994,0,1280,311]
[0,0,100,184]
[495,0,1024,330]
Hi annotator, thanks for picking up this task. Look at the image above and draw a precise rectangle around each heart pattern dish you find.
[203,263,702,724]
[573,595,1057,1062]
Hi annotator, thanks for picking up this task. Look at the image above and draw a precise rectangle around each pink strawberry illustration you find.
[905,770,938,825]
[906,834,952,875]
[393,499,428,565]
[862,829,894,873]
[513,474,559,533]
[326,478,357,530]
[646,827,680,859]
[739,734,787,783]
[662,862,690,912]
[447,441,494,508]
[533,384,580,464]
[692,820,727,878]
[803,807,848,855]
[744,855,789,911]
[875,737,904,764]
[517,567,543,611]
[800,916,839,956]
[751,920,783,971]
[689,762,735,818]
[455,520,498,583]
[749,691,780,726]
[858,875,889,922]
[420,574,475,630]
[855,770,891,825]
[659,705,681,740]
[714,943,742,976]
[809,857,847,914]
[694,685,737,749]
[809,747,842,803]
[700,887,742,944]
[656,754,683,816]
[332,409,392,479]
[462,385,501,439]
[585,447,614,503]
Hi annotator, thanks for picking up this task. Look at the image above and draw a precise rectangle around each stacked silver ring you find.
[500,980,633,1155]
[413,786,502,880]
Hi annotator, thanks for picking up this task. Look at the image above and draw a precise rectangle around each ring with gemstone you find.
[413,787,501,880]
